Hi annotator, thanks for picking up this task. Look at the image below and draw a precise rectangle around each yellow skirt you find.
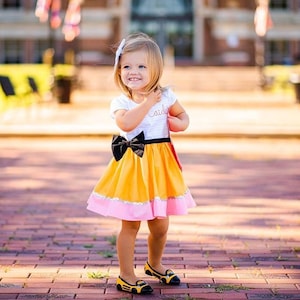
[87,142,195,220]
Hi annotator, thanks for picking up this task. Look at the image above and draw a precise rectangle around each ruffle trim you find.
[87,190,196,221]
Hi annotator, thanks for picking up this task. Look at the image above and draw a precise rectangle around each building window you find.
[270,0,288,9]
[35,40,49,63]
[2,0,21,8]
[4,40,22,63]
[266,40,291,65]
[132,0,193,16]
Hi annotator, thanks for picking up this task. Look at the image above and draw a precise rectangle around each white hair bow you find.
[114,39,126,68]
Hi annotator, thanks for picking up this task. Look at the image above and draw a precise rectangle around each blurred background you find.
[0,0,300,105]
[1,0,300,66]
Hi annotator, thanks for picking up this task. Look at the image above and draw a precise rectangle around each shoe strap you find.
[165,269,175,276]
[136,280,148,286]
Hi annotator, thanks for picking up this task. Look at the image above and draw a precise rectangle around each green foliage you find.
[215,284,250,293]
[98,250,115,258]
[0,64,75,103]
[263,65,300,93]
[105,234,117,246]
[87,270,109,279]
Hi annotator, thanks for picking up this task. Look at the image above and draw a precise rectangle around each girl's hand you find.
[168,100,190,132]
[145,88,161,105]
[168,115,185,132]
[115,88,162,132]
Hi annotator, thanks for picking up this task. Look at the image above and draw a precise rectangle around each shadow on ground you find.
[1,138,300,299]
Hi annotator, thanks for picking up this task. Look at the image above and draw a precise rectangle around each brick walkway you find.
[1,137,300,300]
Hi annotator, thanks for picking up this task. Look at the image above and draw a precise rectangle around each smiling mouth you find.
[128,78,140,81]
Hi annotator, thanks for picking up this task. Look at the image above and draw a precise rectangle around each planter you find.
[54,76,73,104]
[290,73,300,103]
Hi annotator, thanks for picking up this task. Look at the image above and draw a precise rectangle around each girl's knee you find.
[121,220,141,235]
[148,218,169,238]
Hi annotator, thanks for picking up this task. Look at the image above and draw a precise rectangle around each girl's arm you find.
[168,100,190,132]
[114,89,161,132]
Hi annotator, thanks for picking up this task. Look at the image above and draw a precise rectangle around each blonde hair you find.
[113,32,164,98]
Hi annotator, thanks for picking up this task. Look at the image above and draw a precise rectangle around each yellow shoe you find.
[116,276,153,294]
[144,261,181,285]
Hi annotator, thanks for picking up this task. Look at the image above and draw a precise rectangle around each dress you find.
[87,88,196,221]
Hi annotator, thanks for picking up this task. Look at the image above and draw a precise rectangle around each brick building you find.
[0,0,299,66]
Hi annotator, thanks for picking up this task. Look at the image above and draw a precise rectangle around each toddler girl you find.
[87,32,196,295]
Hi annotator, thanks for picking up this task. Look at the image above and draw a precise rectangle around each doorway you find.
[130,0,194,63]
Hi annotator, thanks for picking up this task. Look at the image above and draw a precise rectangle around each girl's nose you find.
[129,68,138,74]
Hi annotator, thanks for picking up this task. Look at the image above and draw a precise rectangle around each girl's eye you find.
[123,65,130,69]
[139,65,146,69]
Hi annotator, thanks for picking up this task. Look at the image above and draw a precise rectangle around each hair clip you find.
[114,38,126,68]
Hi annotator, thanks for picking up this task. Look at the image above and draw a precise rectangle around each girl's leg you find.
[147,217,169,273]
[117,220,141,284]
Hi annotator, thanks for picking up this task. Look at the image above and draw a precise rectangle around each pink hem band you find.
[87,191,196,221]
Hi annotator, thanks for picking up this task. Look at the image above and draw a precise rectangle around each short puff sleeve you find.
[110,95,131,119]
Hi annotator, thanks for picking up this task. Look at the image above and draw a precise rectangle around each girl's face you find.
[119,50,150,93]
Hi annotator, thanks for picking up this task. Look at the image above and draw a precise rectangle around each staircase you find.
[76,66,260,92]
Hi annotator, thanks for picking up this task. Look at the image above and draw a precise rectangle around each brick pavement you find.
[1,137,300,299]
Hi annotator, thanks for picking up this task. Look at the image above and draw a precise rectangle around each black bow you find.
[111,131,145,161]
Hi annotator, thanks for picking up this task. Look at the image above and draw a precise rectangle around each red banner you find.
[254,1,273,37]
